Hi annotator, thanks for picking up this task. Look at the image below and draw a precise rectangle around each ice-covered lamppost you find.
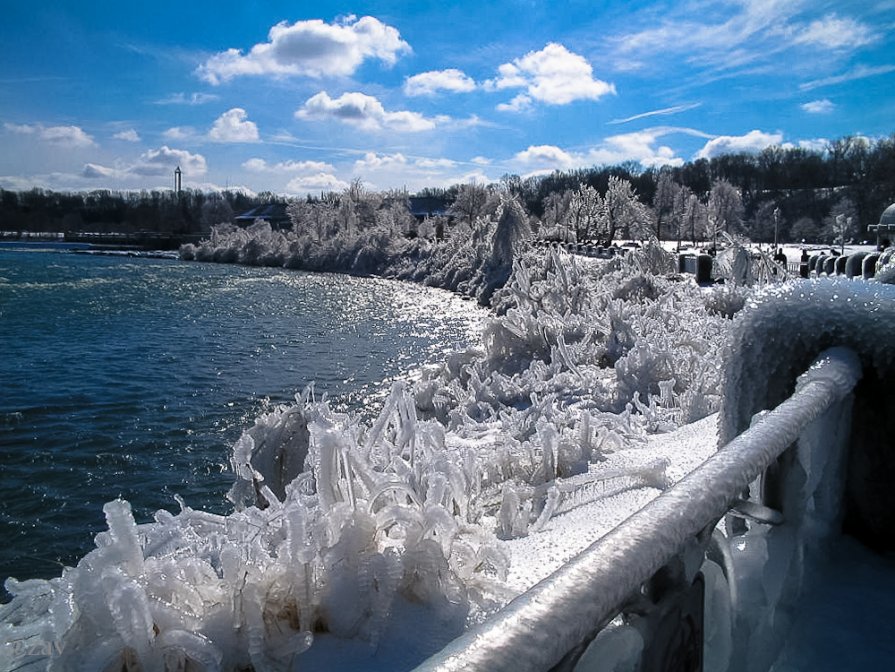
[773,207,780,249]
[835,213,849,256]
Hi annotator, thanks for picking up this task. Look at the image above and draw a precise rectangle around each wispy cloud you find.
[609,103,701,125]
[790,14,878,50]
[113,129,141,142]
[242,158,334,173]
[612,3,878,81]
[162,126,196,141]
[800,64,895,91]
[155,92,220,106]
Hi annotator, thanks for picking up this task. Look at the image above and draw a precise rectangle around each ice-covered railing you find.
[417,279,895,672]
[413,348,861,672]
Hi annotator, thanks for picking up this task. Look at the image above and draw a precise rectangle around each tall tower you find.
[174,166,182,195]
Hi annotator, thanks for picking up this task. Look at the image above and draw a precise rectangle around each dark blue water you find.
[0,247,483,591]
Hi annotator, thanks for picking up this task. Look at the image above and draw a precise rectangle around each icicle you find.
[530,483,561,533]
[103,499,144,576]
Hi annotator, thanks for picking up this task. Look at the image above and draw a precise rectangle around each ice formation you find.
[2,241,747,671]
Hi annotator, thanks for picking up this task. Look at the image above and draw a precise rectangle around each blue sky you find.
[1,0,893,195]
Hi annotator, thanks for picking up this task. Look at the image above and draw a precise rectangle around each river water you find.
[0,245,484,591]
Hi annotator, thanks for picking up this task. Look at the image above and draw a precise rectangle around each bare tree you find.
[200,195,234,232]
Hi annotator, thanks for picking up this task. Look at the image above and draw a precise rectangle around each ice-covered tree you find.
[601,176,653,242]
[449,182,493,225]
[540,190,572,241]
[287,198,337,240]
[652,170,678,242]
[491,195,530,267]
[682,194,707,245]
[823,197,858,250]
[375,196,416,237]
[568,185,604,242]
[707,179,744,236]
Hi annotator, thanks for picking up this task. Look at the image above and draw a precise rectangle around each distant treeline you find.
[0,189,268,236]
[2,133,894,244]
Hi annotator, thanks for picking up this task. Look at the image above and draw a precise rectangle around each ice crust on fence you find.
[2,244,743,671]
[719,278,895,444]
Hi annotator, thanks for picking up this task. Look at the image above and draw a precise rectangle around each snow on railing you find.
[413,347,862,672]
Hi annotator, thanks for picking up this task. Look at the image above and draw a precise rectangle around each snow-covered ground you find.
[500,413,718,594]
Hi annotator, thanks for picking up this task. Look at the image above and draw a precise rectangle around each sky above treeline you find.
[1,0,893,196]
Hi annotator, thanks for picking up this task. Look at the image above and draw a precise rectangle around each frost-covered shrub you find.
[703,284,749,318]
[0,386,512,672]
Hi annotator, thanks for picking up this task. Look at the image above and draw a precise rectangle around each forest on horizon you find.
[2,133,894,246]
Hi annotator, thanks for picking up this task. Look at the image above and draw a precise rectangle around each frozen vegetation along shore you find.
[1,228,754,671]
[180,193,533,307]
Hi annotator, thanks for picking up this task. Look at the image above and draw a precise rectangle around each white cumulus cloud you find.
[490,43,615,108]
[512,127,696,175]
[81,163,118,179]
[800,99,835,114]
[514,145,577,170]
[296,91,439,132]
[496,94,533,113]
[285,172,350,195]
[113,129,141,142]
[209,108,260,142]
[404,69,476,96]
[796,138,829,152]
[197,15,411,84]
[696,130,783,160]
[79,147,207,183]
[130,146,207,177]
[5,122,95,148]
[350,152,481,192]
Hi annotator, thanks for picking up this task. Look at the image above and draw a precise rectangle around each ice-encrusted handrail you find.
[414,347,861,672]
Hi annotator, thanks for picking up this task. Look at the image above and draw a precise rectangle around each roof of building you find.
[408,195,450,219]
[234,203,290,227]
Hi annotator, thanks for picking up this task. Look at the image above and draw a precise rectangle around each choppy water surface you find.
[0,247,484,590]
